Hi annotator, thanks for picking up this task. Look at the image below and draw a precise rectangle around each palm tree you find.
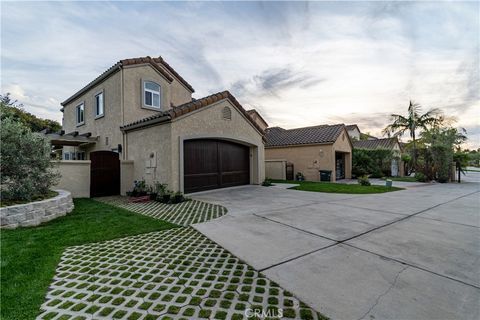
[383,100,441,168]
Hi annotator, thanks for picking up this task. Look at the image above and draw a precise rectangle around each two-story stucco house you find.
[58,56,265,196]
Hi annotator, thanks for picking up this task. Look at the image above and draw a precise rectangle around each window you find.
[64,152,70,160]
[143,81,161,109]
[95,92,104,117]
[76,103,84,125]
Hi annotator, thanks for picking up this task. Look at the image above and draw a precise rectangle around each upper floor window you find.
[76,103,84,125]
[95,92,104,117]
[143,81,161,109]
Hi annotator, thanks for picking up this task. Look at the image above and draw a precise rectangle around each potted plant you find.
[295,172,305,181]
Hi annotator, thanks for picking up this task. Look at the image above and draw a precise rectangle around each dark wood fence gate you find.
[90,151,120,197]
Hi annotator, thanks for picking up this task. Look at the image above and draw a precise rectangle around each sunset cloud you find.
[1,1,478,148]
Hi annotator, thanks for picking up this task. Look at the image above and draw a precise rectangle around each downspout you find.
[120,66,127,160]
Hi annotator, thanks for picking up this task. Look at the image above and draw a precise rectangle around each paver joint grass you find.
[0,199,176,320]
[37,227,325,320]
[96,196,227,226]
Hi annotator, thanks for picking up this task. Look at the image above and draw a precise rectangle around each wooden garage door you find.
[184,139,250,193]
[90,151,120,197]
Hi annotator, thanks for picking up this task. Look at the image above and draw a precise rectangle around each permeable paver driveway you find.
[38,228,324,320]
[192,178,480,319]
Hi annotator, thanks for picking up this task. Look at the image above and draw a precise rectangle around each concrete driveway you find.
[192,175,480,320]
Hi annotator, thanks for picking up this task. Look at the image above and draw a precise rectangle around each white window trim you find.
[142,79,162,110]
[94,90,104,119]
[76,102,85,126]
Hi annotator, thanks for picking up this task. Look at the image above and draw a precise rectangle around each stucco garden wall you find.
[265,160,287,180]
[0,190,74,229]
[53,160,91,197]
[265,144,335,182]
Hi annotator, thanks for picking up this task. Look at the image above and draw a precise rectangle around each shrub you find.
[262,178,272,187]
[357,176,371,186]
[414,172,427,182]
[0,117,60,201]
[352,148,393,178]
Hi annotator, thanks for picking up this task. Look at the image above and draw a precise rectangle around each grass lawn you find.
[465,168,480,172]
[272,180,403,194]
[0,198,177,320]
[382,176,420,182]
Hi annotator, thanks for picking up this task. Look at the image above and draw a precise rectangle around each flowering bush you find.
[0,117,60,201]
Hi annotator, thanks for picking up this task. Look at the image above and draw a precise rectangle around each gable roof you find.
[120,90,265,135]
[61,56,194,107]
[246,109,269,128]
[265,124,346,147]
[345,124,360,132]
[353,137,399,150]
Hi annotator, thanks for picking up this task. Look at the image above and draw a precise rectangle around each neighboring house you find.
[353,137,404,176]
[264,124,353,182]
[345,124,361,140]
[52,56,265,196]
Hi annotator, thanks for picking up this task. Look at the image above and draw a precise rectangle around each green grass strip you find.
[271,180,403,194]
[0,198,178,320]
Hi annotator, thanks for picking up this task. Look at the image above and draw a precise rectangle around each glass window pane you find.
[96,93,104,115]
[145,91,152,106]
[152,93,160,107]
[145,81,160,92]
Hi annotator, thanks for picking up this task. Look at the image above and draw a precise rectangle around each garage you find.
[184,139,250,193]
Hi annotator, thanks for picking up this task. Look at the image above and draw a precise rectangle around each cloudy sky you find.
[2,1,479,148]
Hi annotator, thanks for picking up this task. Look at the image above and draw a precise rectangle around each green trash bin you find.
[385,179,393,187]
[320,170,332,182]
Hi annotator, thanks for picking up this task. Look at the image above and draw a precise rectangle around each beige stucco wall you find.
[53,160,91,197]
[265,128,352,182]
[120,160,135,196]
[124,123,172,188]
[265,160,287,180]
[170,99,265,192]
[62,63,193,161]
[62,72,123,156]
[122,65,173,125]
[266,144,334,181]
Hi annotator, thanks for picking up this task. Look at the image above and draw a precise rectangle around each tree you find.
[0,93,61,132]
[420,127,467,182]
[382,100,440,168]
[0,116,60,201]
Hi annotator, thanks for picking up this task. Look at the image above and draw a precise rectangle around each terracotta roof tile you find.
[61,55,194,106]
[120,91,265,135]
[353,138,399,150]
[265,124,345,147]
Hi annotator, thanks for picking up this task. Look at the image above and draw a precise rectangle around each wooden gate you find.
[90,151,120,197]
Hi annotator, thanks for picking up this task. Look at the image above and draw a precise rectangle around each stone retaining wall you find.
[0,190,74,229]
